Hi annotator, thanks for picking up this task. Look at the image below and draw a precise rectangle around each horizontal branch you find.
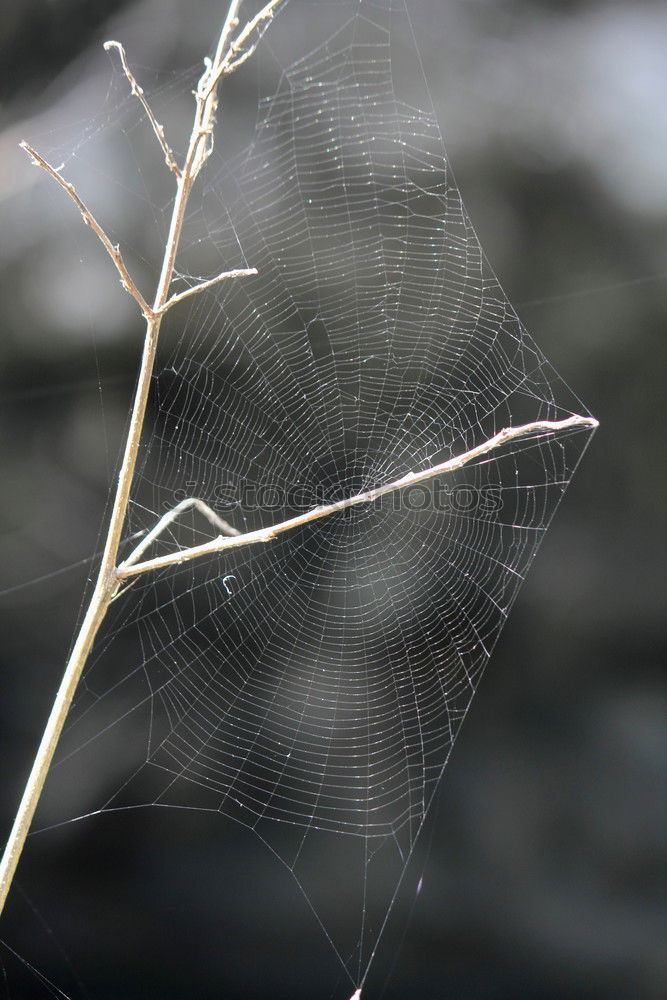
[116,414,598,580]
[104,40,181,178]
[20,142,153,318]
[158,267,258,314]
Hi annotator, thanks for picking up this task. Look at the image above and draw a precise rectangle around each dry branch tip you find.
[19,140,153,318]
[199,0,288,97]
[103,38,182,177]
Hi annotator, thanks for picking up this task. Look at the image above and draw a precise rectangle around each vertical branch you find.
[0,0,286,917]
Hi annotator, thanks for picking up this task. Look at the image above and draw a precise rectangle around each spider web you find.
[50,0,596,991]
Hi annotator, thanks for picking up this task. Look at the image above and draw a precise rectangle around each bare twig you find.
[158,266,258,314]
[221,0,288,76]
[19,142,153,318]
[122,497,240,571]
[104,40,182,178]
[0,0,288,918]
[116,415,599,580]
[201,0,288,97]
[187,0,244,178]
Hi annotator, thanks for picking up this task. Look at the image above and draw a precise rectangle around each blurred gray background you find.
[0,0,664,998]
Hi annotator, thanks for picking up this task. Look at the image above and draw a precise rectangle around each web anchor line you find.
[117,415,598,580]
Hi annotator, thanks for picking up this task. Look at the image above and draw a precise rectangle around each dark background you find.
[0,1,664,998]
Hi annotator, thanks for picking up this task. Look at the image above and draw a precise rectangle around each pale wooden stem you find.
[188,0,244,179]
[203,0,287,95]
[20,141,153,318]
[159,267,257,314]
[117,415,599,580]
[122,497,240,570]
[103,41,181,177]
[0,0,284,918]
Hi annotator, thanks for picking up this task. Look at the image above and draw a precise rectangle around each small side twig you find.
[158,267,258,314]
[121,496,240,571]
[104,40,181,178]
[19,141,153,319]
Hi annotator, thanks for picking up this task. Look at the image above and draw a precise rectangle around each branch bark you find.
[0,0,285,918]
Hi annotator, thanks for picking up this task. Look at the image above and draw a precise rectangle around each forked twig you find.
[201,0,287,95]
[103,40,182,177]
[158,267,258,314]
[20,142,154,318]
[19,143,257,320]
[117,415,599,579]
[0,0,288,918]
[122,497,240,571]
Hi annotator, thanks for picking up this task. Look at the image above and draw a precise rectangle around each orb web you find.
[56,0,597,988]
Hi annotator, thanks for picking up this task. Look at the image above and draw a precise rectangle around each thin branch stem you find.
[103,40,182,178]
[187,0,244,179]
[201,0,287,97]
[20,142,153,318]
[0,0,286,918]
[158,267,257,314]
[208,0,243,75]
[116,415,599,580]
[122,497,240,571]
